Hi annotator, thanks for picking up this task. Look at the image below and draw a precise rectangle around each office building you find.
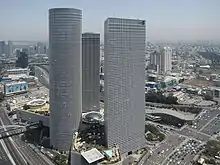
[82,33,100,112]
[104,18,146,154]
[7,41,13,57]
[49,8,82,151]
[0,41,6,55]
[150,46,172,73]
[15,50,28,68]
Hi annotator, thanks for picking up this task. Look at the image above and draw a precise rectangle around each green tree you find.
[198,70,203,75]
[204,140,220,157]
[146,133,153,141]
[204,91,213,101]
[23,104,30,110]
[53,155,67,165]
[158,133,165,142]
[145,91,178,105]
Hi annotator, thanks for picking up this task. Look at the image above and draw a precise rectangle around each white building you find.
[150,46,172,73]
[36,42,47,54]
[104,18,146,154]
[6,68,29,75]
[162,47,172,72]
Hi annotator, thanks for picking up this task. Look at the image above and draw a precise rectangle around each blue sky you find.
[0,0,220,42]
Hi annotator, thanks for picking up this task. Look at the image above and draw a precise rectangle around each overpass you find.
[0,125,25,130]
[146,107,196,121]
[29,62,49,66]
[100,102,196,121]
[0,122,40,140]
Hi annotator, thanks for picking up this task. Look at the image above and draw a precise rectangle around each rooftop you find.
[5,81,27,85]
[81,148,104,164]
[7,68,29,72]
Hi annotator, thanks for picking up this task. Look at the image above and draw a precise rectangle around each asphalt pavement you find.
[0,139,13,165]
[144,134,186,165]
[200,114,220,136]
[162,138,203,165]
[0,110,27,165]
[176,127,210,142]
[1,130,27,165]
[192,109,220,131]
[0,107,54,165]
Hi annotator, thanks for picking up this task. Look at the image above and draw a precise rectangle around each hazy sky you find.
[0,0,220,42]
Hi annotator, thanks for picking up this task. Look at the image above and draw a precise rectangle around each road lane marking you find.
[0,117,27,165]
[0,136,16,165]
[0,119,16,165]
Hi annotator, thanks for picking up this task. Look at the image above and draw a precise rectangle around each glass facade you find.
[104,18,146,154]
[49,8,82,151]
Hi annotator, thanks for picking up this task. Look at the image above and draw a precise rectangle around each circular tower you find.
[49,8,82,151]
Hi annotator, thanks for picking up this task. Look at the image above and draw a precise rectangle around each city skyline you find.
[0,3,220,164]
[0,0,220,42]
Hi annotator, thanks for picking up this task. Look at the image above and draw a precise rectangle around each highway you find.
[0,107,54,165]
[1,133,27,165]
[146,108,196,121]
[0,110,27,165]
[35,66,49,89]
[0,138,13,165]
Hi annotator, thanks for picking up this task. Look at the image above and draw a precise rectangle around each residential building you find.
[150,46,172,73]
[161,47,172,73]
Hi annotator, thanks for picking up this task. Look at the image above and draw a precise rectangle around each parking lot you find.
[190,109,220,131]
[144,134,186,165]
[163,139,205,165]
[201,114,220,136]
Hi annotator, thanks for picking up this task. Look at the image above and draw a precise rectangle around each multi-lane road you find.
[0,108,27,165]
[142,107,220,165]
[0,106,54,165]
[0,138,14,165]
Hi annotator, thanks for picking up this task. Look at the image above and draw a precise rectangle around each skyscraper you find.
[15,50,28,68]
[161,47,172,73]
[0,41,6,55]
[82,33,100,113]
[149,47,162,73]
[7,41,13,57]
[49,8,82,151]
[150,47,172,73]
[104,18,146,154]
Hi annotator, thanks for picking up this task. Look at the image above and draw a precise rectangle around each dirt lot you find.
[184,78,214,87]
